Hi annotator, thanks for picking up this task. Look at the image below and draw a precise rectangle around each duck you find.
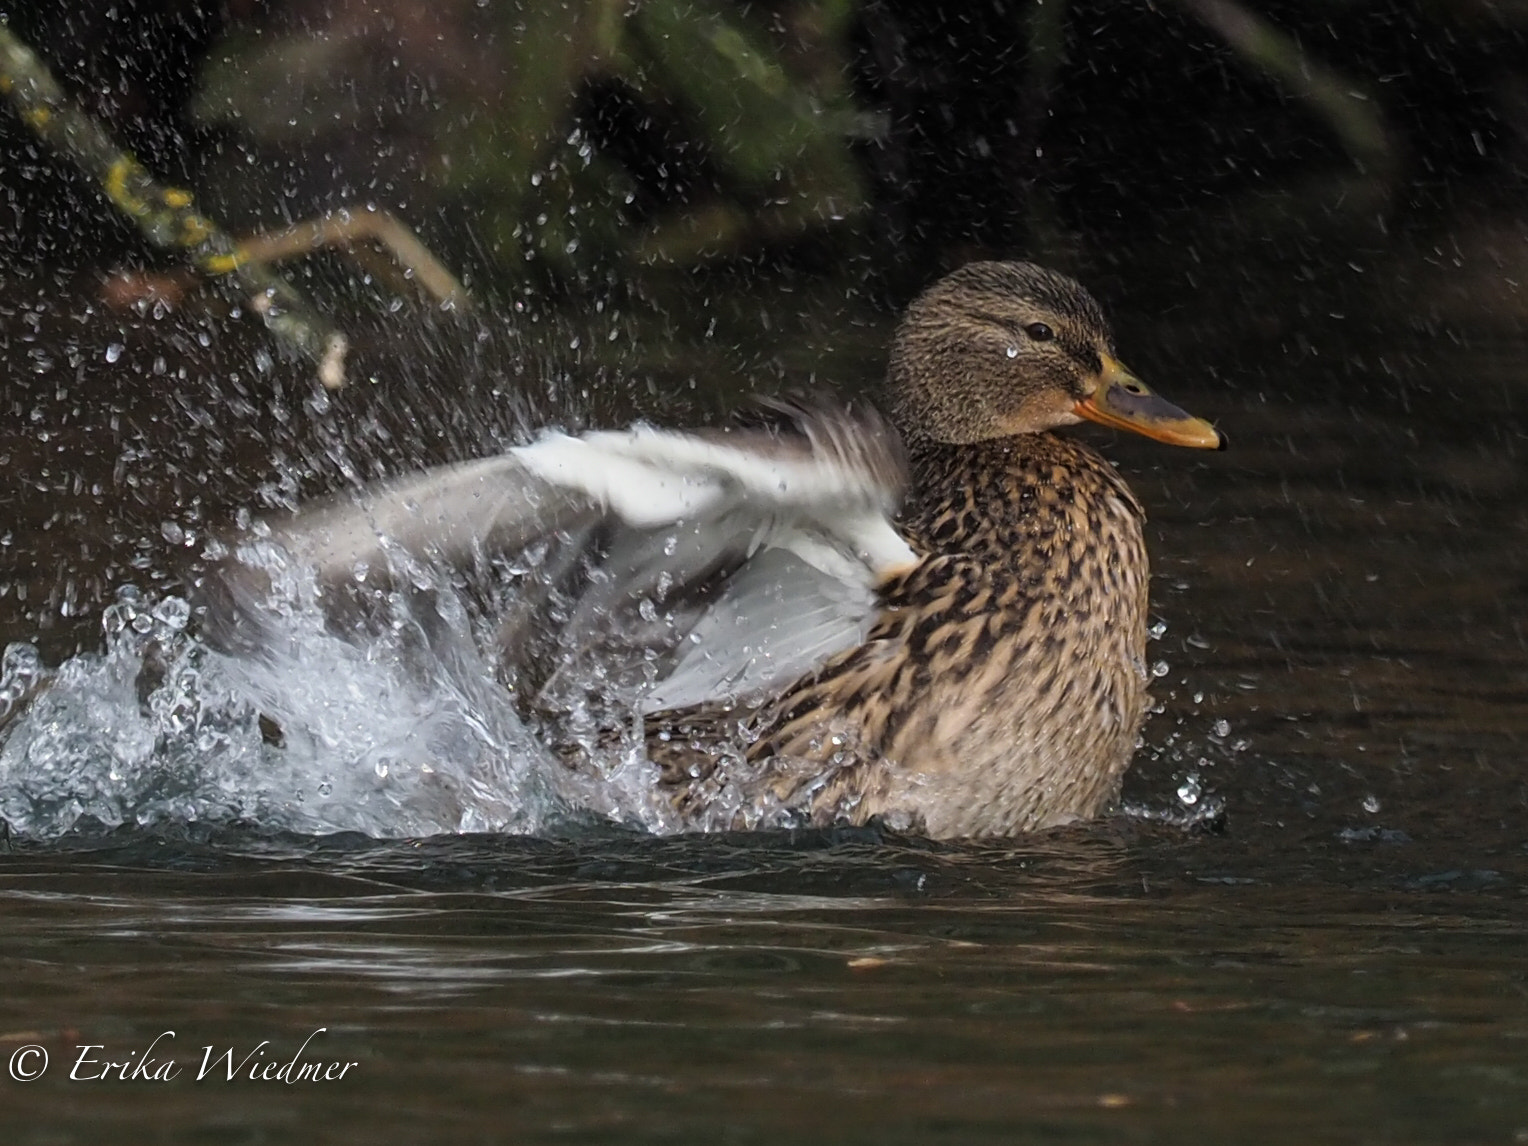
[209,261,1223,838]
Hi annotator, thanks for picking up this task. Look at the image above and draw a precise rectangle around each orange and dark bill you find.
[1074,355,1224,450]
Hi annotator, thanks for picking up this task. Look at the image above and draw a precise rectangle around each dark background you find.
[2,0,1523,291]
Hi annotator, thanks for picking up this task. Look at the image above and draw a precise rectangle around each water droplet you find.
[2,641,42,682]
[0,642,44,721]
[1005,345,1019,359]
[1212,718,1231,738]
[1362,794,1381,814]
[1177,773,1202,806]
[1148,620,1168,640]
[151,597,190,633]
[1151,660,1170,678]
[104,343,124,363]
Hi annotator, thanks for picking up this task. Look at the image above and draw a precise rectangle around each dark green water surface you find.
[3,828,1526,1143]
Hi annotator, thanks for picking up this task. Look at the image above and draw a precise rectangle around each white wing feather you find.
[215,408,914,715]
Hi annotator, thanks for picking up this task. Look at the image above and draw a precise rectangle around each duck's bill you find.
[1074,358,1224,450]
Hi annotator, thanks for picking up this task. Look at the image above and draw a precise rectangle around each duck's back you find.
[654,432,1152,836]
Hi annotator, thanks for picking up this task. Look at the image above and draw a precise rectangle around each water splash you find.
[0,551,678,840]
[1124,680,1242,829]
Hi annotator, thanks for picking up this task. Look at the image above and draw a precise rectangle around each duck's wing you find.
[209,403,915,717]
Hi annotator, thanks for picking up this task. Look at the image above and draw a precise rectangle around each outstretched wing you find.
[206,403,916,718]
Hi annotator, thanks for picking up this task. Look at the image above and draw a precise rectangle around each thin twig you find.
[234,209,473,313]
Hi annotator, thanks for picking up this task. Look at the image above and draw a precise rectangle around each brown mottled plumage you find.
[645,261,1221,835]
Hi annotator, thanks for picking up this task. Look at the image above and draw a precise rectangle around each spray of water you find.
[0,535,684,840]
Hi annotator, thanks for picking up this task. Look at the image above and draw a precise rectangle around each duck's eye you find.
[1024,322,1055,342]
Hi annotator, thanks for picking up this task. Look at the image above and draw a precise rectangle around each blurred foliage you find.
[192,0,870,286]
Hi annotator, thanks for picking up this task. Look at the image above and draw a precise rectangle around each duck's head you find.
[889,261,1223,449]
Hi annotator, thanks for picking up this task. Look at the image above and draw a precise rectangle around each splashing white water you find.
[0,556,679,840]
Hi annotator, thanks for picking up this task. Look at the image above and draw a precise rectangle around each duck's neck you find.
[898,432,1144,563]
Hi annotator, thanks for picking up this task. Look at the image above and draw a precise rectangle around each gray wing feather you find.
[268,455,598,580]
[638,546,878,713]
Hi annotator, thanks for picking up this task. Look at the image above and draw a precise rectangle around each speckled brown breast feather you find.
[650,430,1151,836]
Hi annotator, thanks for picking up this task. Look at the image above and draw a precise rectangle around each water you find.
[0,580,554,839]
[3,238,1528,1140]
[3,831,1525,1142]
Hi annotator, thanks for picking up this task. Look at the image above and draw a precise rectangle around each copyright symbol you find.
[9,1044,48,1081]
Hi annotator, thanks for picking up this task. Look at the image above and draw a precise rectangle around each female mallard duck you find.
[216,261,1222,837]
